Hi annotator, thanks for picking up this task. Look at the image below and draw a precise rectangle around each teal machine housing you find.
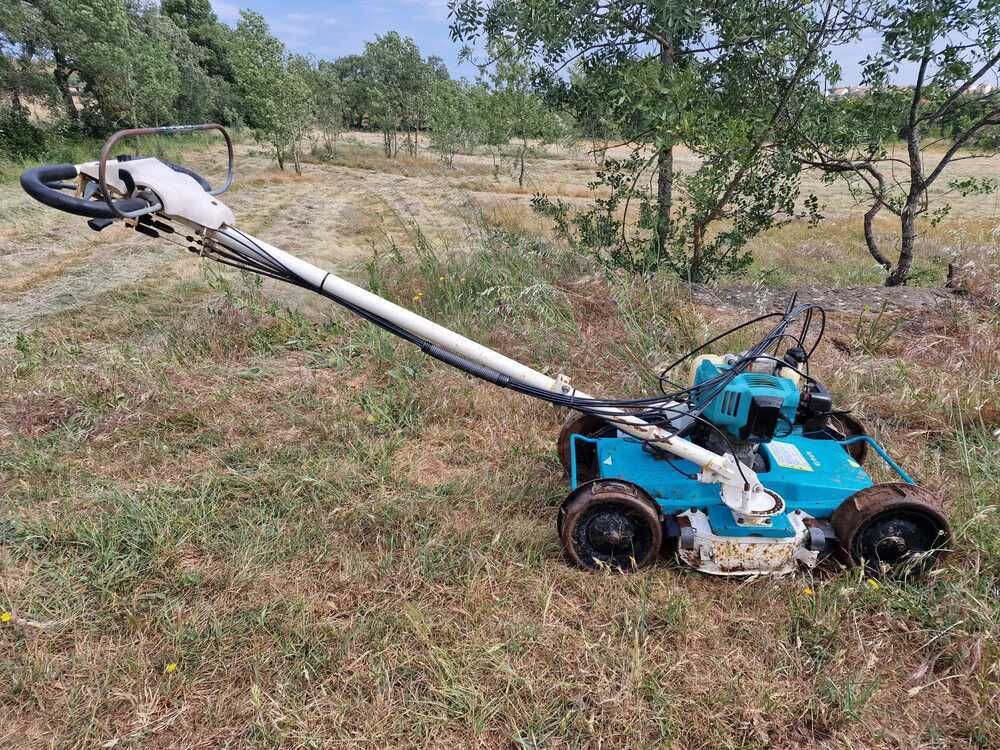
[692,359,800,443]
[569,360,914,540]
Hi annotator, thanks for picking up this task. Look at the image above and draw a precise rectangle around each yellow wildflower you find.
[802,586,814,597]
[438,276,445,281]
[165,662,178,674]
[0,611,11,624]
[866,578,880,590]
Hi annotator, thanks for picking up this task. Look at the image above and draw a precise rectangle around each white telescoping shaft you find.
[212,226,745,484]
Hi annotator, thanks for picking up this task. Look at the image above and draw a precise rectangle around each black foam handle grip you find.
[19,164,148,219]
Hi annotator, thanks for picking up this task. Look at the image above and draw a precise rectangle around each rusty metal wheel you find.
[557,411,617,476]
[831,483,950,578]
[558,480,663,572]
[827,413,869,464]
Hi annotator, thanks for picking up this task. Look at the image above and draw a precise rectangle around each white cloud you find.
[270,12,341,47]
[211,4,339,44]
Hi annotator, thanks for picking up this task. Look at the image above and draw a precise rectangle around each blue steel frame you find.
[837,436,916,484]
[568,430,917,538]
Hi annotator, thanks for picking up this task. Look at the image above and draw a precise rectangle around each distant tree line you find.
[0,0,567,181]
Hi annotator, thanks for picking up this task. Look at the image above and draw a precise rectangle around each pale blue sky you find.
[210,0,889,85]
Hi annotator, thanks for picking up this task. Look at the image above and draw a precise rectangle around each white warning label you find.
[768,441,813,471]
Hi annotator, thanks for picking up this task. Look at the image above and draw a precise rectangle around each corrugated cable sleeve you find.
[422,343,512,387]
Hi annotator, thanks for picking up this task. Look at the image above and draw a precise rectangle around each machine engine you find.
[691,356,800,443]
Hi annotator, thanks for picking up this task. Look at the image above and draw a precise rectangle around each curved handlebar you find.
[20,164,149,219]
[98,123,234,219]
[20,123,234,221]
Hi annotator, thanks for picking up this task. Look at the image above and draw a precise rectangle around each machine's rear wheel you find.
[559,480,662,572]
[827,413,869,464]
[831,483,950,578]
[557,412,617,475]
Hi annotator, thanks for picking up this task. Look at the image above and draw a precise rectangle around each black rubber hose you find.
[422,344,511,387]
[161,160,212,192]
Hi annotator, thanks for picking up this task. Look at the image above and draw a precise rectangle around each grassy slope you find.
[1,139,998,749]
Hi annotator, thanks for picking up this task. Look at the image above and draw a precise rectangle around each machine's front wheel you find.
[832,483,950,578]
[559,480,662,572]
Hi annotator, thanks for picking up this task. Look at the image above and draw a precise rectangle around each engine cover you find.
[692,359,800,443]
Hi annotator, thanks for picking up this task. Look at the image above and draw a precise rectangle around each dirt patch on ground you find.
[689,283,964,314]
[7,392,79,437]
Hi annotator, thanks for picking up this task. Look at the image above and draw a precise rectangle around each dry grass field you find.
[1,133,997,749]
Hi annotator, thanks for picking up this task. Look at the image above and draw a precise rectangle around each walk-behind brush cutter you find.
[20,125,952,578]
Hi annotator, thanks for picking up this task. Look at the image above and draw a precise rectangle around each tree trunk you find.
[863,201,893,270]
[518,140,526,187]
[887,207,917,286]
[655,40,674,252]
[591,138,607,165]
[689,224,704,282]
[656,145,673,252]
[889,108,925,287]
[275,145,285,170]
[9,47,30,113]
[53,49,79,122]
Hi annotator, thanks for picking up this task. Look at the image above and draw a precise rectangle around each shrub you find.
[0,106,48,161]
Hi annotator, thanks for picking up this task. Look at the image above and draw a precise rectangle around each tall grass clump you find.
[363,222,585,362]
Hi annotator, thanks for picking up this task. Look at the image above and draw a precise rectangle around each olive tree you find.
[363,32,426,157]
[565,64,620,165]
[2,0,238,132]
[427,79,482,165]
[229,11,314,173]
[325,54,369,129]
[161,0,236,83]
[452,1,870,281]
[797,0,1000,285]
[312,60,346,153]
[0,0,183,129]
[481,44,566,187]
[290,55,345,156]
[0,1,55,114]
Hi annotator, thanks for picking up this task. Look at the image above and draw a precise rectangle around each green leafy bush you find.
[0,106,47,161]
